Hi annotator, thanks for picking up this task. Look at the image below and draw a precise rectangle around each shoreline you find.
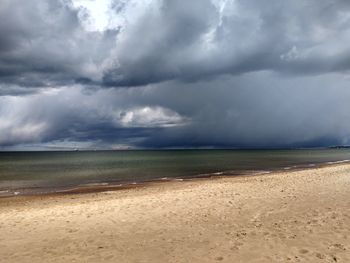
[1,159,350,199]
[1,163,350,262]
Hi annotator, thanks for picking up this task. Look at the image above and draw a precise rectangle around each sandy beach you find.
[1,163,350,262]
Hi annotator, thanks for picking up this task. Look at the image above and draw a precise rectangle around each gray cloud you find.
[1,0,350,149]
[0,86,188,148]
[2,0,350,91]
[138,72,350,148]
[105,0,350,86]
[0,0,118,89]
[1,72,350,150]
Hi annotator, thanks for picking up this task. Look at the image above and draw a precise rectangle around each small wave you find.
[254,170,271,175]
[326,159,350,165]
[78,182,109,187]
[175,178,184,181]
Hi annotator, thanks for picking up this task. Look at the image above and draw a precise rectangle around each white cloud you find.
[72,0,112,31]
[118,106,188,128]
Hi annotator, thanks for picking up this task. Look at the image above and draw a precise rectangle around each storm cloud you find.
[0,0,350,149]
[0,0,117,89]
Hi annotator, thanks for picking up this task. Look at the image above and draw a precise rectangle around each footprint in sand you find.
[315,252,325,259]
[299,249,308,254]
[330,243,346,251]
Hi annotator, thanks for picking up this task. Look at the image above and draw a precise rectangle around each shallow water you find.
[0,149,350,196]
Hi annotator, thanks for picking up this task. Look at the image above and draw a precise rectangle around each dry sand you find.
[1,164,350,262]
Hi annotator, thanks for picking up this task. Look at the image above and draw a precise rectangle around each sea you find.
[1,149,350,197]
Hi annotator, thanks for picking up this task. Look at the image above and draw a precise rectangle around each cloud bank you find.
[1,0,350,149]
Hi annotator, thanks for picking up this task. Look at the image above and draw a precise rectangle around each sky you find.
[1,0,350,150]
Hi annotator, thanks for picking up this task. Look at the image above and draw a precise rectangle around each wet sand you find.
[1,163,350,262]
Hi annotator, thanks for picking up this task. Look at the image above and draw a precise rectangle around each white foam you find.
[255,171,271,175]
[326,159,350,165]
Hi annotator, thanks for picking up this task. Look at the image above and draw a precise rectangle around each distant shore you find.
[1,162,350,262]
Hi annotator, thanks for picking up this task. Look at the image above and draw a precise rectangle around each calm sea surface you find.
[1,149,350,196]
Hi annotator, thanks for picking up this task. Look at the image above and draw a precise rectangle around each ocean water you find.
[0,149,350,196]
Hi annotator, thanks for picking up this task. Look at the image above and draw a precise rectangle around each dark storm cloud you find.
[103,0,218,86]
[2,0,350,91]
[104,0,350,87]
[0,0,118,90]
[0,86,187,148]
[136,73,350,148]
[1,0,350,149]
[2,71,350,150]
